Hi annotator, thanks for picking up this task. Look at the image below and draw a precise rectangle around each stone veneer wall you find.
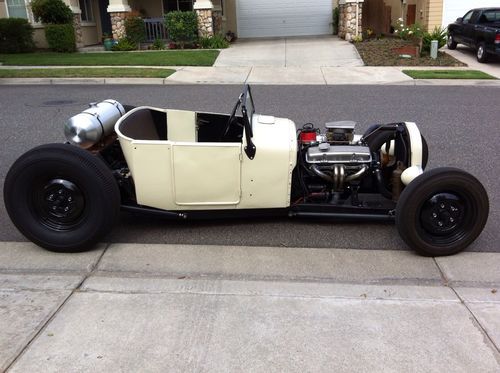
[110,12,129,40]
[196,9,214,37]
[73,14,83,48]
[339,2,363,41]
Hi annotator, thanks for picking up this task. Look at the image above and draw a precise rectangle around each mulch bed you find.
[354,38,466,67]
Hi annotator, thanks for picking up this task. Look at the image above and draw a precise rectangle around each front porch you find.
[103,0,224,45]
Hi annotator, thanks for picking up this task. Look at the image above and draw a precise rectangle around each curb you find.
[1,77,500,86]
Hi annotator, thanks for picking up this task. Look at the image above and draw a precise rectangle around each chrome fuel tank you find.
[65,99,125,148]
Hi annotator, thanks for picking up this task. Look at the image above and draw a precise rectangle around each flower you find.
[409,30,413,34]
[398,17,403,21]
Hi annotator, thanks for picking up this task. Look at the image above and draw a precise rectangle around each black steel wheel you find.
[396,167,489,256]
[447,34,457,50]
[476,42,488,63]
[4,143,120,252]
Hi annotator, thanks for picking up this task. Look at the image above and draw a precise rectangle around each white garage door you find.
[236,0,333,38]
[442,0,499,28]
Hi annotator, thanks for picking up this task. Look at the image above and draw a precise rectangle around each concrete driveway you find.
[214,36,364,67]
[444,45,500,79]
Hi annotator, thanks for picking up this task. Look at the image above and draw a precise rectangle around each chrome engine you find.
[299,121,371,192]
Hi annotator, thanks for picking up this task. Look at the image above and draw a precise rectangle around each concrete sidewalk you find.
[1,242,499,372]
[1,65,499,86]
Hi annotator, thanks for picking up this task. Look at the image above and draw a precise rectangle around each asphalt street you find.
[0,84,498,252]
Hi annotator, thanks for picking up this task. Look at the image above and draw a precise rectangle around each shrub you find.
[422,26,447,53]
[112,38,136,51]
[30,0,73,24]
[0,18,35,53]
[151,38,166,50]
[332,7,339,35]
[199,34,229,49]
[45,23,75,52]
[125,16,146,46]
[393,19,424,41]
[165,11,198,48]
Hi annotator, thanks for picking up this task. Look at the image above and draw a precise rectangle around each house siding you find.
[426,0,443,30]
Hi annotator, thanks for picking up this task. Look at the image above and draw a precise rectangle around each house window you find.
[163,0,194,13]
[79,0,94,22]
[6,0,28,19]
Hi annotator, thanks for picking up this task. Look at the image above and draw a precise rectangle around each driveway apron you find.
[214,36,364,67]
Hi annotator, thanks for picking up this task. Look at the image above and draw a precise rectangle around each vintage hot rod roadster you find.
[4,85,489,256]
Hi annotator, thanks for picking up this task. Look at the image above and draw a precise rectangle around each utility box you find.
[430,40,438,59]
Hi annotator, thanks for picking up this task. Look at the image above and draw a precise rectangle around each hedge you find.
[45,24,76,52]
[0,18,35,53]
[165,11,198,48]
[30,0,73,24]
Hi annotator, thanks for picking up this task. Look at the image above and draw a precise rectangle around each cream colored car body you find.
[115,108,297,211]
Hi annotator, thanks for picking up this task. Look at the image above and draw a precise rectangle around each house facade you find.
[1,0,493,48]
[0,0,340,48]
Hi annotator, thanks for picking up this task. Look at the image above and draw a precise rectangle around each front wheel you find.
[396,167,489,256]
[3,143,120,252]
[476,42,488,63]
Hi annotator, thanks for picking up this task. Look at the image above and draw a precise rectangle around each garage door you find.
[442,0,499,27]
[236,0,332,38]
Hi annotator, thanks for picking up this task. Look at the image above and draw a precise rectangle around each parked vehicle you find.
[3,86,489,256]
[447,7,500,62]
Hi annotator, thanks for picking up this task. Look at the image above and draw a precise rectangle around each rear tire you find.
[447,34,457,50]
[476,42,488,63]
[4,143,120,252]
[396,167,488,256]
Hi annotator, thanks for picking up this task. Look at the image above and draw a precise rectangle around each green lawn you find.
[0,68,175,78]
[403,69,497,80]
[0,50,219,66]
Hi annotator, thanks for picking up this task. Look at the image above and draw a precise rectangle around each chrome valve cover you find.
[306,144,372,164]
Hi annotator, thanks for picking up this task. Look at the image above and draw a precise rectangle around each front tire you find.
[4,143,120,252]
[476,42,488,63]
[396,167,488,256]
[447,34,457,50]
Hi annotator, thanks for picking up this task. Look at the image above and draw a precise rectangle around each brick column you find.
[194,0,214,38]
[339,0,363,41]
[107,1,131,40]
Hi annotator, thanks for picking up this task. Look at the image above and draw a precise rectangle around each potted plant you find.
[102,33,113,51]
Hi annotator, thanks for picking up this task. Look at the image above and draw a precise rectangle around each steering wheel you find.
[221,94,243,140]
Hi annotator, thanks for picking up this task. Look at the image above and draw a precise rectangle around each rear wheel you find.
[476,42,488,63]
[396,167,489,256]
[4,143,120,252]
[447,34,457,50]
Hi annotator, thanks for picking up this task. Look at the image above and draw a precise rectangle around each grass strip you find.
[0,50,219,66]
[403,69,496,80]
[0,68,175,78]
